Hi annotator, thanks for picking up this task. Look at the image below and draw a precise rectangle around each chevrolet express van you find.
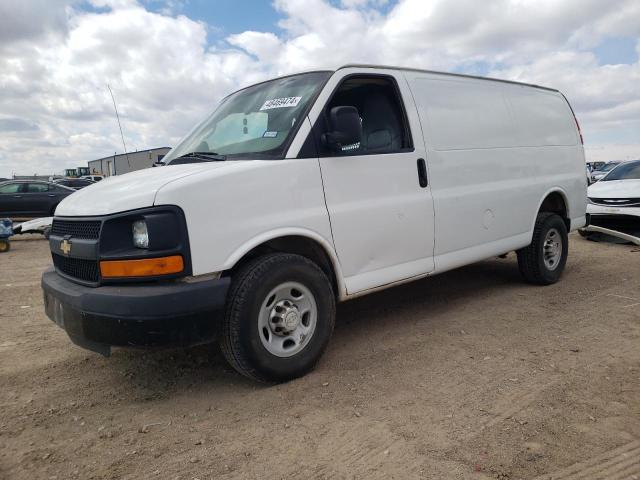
[42,65,587,382]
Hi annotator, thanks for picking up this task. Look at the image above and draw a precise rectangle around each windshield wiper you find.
[170,152,227,164]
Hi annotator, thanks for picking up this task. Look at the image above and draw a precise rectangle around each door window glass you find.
[26,183,49,192]
[0,183,22,194]
[319,75,412,156]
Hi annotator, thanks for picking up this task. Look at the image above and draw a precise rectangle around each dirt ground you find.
[0,234,638,480]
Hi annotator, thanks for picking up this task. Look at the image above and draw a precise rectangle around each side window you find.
[26,183,49,193]
[319,75,412,156]
[0,183,22,194]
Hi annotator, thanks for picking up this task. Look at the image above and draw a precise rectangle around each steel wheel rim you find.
[543,227,562,271]
[257,281,318,358]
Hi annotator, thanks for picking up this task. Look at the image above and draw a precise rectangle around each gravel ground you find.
[0,234,639,480]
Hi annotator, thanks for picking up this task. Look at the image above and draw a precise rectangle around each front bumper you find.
[586,204,640,235]
[42,267,230,356]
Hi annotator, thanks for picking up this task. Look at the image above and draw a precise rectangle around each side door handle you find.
[416,158,428,188]
[13,195,22,198]
[48,194,56,197]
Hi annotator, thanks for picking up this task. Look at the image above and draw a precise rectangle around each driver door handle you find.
[417,158,428,188]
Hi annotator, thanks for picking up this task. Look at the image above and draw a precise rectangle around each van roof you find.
[223,65,559,101]
[336,64,559,92]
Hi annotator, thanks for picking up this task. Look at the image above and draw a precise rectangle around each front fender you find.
[222,227,346,298]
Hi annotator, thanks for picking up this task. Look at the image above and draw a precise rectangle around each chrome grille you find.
[589,197,640,207]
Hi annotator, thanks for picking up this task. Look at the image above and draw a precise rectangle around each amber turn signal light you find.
[100,255,184,278]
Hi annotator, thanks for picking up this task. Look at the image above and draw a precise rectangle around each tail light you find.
[573,113,584,145]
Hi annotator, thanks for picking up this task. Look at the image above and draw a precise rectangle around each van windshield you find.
[164,71,331,163]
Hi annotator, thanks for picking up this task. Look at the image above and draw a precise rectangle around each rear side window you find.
[506,88,578,146]
[26,183,49,192]
[0,183,22,194]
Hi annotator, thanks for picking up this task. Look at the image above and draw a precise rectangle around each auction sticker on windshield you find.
[260,97,302,110]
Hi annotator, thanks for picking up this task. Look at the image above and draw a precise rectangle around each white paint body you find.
[587,179,640,219]
[56,66,587,300]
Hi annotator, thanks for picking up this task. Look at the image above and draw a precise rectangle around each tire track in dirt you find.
[460,378,561,439]
[284,421,423,479]
[533,440,640,480]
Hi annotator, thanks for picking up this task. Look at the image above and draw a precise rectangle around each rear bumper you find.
[42,267,230,355]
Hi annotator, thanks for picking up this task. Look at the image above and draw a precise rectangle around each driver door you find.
[308,69,435,294]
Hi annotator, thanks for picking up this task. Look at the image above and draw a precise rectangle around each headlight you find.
[132,220,149,248]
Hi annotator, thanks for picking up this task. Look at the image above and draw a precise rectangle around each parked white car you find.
[42,65,587,382]
[586,159,640,235]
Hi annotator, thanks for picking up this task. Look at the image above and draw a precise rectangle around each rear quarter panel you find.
[405,72,586,270]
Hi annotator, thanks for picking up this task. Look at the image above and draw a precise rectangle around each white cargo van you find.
[42,65,587,382]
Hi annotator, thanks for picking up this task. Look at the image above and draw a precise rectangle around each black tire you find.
[517,212,568,285]
[0,240,10,253]
[220,253,336,383]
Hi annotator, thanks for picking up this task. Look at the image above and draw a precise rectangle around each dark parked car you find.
[53,178,95,190]
[0,180,75,217]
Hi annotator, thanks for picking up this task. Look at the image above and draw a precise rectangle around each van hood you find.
[55,163,232,216]
[588,179,640,199]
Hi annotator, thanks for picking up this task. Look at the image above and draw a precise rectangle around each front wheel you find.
[220,253,335,382]
[517,213,568,285]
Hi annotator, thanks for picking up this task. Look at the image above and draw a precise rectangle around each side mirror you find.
[322,106,362,152]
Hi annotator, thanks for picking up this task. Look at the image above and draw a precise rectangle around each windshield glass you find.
[164,71,331,163]
[603,160,640,181]
[599,162,619,172]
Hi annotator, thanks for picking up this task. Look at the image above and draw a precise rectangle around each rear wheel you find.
[220,253,335,383]
[0,240,10,253]
[517,213,568,285]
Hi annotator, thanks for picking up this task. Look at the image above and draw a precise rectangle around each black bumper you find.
[588,214,640,236]
[42,267,230,356]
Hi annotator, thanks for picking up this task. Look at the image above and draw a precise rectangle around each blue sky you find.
[144,0,640,66]
[144,0,285,38]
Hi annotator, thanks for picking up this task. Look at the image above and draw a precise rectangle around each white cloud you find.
[0,0,639,177]
[0,0,70,47]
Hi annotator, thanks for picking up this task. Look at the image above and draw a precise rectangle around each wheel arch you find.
[223,229,346,299]
[534,188,570,231]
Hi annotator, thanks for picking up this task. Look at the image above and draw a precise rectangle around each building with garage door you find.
[87,147,171,177]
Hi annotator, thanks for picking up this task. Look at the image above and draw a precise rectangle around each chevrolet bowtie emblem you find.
[60,239,72,255]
